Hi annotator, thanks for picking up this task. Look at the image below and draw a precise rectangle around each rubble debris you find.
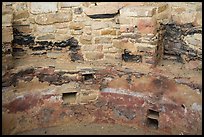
[161,23,202,62]
[122,49,142,63]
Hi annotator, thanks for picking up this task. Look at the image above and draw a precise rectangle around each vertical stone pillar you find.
[2,3,13,54]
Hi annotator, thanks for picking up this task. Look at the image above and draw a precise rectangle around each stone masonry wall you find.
[2,2,202,66]
[2,3,13,54]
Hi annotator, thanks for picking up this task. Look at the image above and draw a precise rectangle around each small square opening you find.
[82,73,94,81]
[146,109,159,129]
[147,109,159,118]
[62,92,77,105]
[146,118,159,129]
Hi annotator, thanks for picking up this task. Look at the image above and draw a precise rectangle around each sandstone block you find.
[14,10,29,20]
[13,20,30,26]
[120,25,135,33]
[183,34,202,50]
[13,25,32,34]
[113,39,137,53]
[36,25,55,34]
[120,5,156,17]
[2,14,13,27]
[172,7,186,14]
[101,29,116,35]
[172,11,197,25]
[156,9,171,21]
[135,43,157,55]
[137,17,157,34]
[95,37,112,44]
[56,29,70,34]
[69,22,84,30]
[79,35,92,44]
[92,22,109,30]
[2,6,13,15]
[35,14,55,25]
[193,12,202,27]
[55,11,72,23]
[55,34,72,41]
[81,44,103,52]
[103,47,120,53]
[157,3,168,13]
[35,11,72,25]
[70,30,83,35]
[29,15,35,24]
[2,27,13,43]
[84,26,92,35]
[15,2,28,12]
[55,23,69,29]
[30,2,58,14]
[36,34,55,40]
[104,54,117,60]
[60,2,81,8]
[118,16,138,25]
[47,52,63,59]
[83,21,92,26]
[85,52,104,60]
[92,30,100,36]
[84,3,120,16]
[73,16,86,22]
[82,2,92,7]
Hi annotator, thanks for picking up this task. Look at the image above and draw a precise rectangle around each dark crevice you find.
[87,13,118,19]
[122,49,142,63]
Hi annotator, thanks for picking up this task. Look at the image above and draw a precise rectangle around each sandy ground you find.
[16,122,168,135]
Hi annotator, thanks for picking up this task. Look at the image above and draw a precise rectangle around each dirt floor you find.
[16,122,168,135]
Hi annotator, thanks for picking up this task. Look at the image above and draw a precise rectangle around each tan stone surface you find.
[69,22,85,30]
[85,52,104,60]
[84,3,121,16]
[30,2,58,14]
[35,11,72,25]
[2,27,13,43]
[14,10,29,20]
[36,34,55,40]
[101,29,116,35]
[2,14,13,27]
[120,5,156,17]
